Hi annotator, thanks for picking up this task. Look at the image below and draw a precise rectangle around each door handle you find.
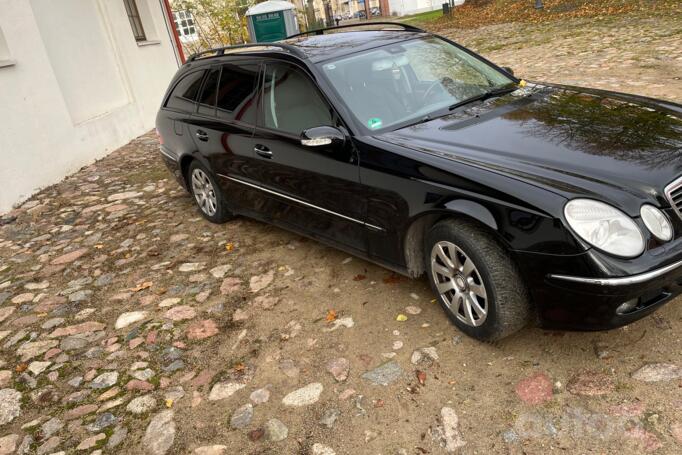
[254,144,272,159]
[195,130,209,142]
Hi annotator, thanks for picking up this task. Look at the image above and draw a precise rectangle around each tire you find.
[187,160,233,224]
[425,218,531,341]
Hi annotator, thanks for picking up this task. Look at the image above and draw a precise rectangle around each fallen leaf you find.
[396,314,408,322]
[326,309,337,323]
[165,399,173,408]
[383,273,406,284]
[225,243,234,252]
[234,362,246,372]
[416,370,427,386]
[353,274,366,281]
[423,0,668,32]
[15,363,28,373]
[248,428,264,441]
[130,281,152,292]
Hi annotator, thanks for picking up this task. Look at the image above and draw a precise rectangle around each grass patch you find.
[123,165,169,186]
[149,375,161,388]
[398,9,444,26]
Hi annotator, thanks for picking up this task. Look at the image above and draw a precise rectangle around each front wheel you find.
[188,161,233,224]
[425,218,531,341]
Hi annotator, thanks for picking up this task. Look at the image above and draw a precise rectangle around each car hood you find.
[377,84,682,215]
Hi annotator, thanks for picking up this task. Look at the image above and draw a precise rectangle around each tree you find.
[172,0,255,54]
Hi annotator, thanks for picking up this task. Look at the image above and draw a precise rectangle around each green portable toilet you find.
[246,1,299,43]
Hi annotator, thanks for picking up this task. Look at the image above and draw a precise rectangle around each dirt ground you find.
[1,11,682,455]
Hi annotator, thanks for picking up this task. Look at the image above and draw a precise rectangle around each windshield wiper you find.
[398,83,518,130]
[448,84,518,111]
[401,114,435,129]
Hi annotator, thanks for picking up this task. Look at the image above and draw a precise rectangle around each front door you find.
[248,60,367,253]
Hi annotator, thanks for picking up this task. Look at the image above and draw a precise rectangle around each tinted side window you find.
[262,63,333,135]
[216,63,259,124]
[165,70,205,112]
[197,68,220,115]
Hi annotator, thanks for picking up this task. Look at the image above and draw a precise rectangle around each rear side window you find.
[165,70,205,112]
[197,68,220,115]
[216,63,259,125]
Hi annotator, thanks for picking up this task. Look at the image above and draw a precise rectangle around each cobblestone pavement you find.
[1,13,682,455]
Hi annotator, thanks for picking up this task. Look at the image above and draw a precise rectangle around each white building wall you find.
[0,0,180,213]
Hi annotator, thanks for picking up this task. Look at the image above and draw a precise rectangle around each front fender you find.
[444,199,497,231]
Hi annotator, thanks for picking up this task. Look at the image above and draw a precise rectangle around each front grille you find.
[664,176,682,220]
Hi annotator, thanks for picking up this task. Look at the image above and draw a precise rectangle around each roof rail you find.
[186,43,307,62]
[285,21,426,40]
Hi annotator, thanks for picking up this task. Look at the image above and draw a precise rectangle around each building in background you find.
[389,0,458,16]
[172,9,200,44]
[0,0,182,213]
[323,0,382,21]
[170,0,255,55]
[311,0,329,24]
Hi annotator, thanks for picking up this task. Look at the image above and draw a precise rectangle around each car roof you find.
[184,28,431,67]
[279,30,431,63]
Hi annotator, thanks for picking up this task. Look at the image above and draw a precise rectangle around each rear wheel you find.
[188,161,233,224]
[425,218,531,341]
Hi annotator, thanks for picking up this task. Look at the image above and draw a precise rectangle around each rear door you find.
[157,68,206,181]
[186,59,264,215]
[248,60,368,252]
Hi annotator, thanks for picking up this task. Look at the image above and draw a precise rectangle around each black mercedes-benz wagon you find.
[156,23,682,341]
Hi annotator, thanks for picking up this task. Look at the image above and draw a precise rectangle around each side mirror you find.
[301,126,346,147]
[502,66,514,76]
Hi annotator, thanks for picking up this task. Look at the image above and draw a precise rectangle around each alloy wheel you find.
[191,168,218,216]
[430,240,488,327]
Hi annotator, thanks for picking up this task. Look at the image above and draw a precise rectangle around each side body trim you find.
[218,174,384,232]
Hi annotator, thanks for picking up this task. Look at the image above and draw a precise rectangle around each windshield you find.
[319,37,515,132]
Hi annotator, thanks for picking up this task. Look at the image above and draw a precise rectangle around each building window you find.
[173,11,197,41]
[123,0,146,41]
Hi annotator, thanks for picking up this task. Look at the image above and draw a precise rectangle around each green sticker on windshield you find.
[367,118,383,129]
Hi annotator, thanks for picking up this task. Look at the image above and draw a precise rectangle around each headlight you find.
[640,205,672,242]
[564,199,644,258]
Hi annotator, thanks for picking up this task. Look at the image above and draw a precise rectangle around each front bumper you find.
[515,250,682,330]
[549,259,682,287]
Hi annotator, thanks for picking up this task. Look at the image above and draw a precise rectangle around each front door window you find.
[262,63,333,135]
